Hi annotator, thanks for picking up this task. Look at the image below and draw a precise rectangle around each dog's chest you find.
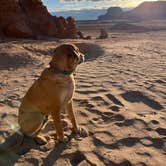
[60,83,74,104]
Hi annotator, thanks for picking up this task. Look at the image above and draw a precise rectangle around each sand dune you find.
[0,31,166,165]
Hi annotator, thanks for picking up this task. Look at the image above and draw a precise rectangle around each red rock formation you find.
[0,0,33,37]
[66,17,78,39]
[54,16,67,38]
[0,0,78,38]
[19,0,57,36]
[0,28,4,36]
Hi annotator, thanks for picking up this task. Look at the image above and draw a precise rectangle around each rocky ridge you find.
[0,0,78,38]
[98,1,166,20]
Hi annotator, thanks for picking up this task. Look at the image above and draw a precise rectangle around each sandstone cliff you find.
[0,0,78,38]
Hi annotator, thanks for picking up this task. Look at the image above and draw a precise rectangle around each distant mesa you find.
[0,0,78,38]
[98,7,124,20]
[98,1,166,20]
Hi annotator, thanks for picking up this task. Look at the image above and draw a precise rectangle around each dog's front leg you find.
[67,101,78,131]
[67,101,88,137]
[51,109,65,142]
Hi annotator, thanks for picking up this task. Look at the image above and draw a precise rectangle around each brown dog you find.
[18,43,88,144]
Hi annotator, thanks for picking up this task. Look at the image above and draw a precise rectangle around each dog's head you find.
[49,44,85,73]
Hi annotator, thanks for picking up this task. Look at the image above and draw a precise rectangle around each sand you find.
[0,30,166,166]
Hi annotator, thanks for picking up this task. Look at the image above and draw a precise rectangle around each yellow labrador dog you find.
[18,43,88,144]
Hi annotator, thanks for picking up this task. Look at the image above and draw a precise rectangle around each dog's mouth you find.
[68,63,78,72]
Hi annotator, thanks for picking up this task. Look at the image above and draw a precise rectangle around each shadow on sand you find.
[0,132,75,166]
[0,131,88,166]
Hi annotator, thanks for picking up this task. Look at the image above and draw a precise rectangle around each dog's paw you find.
[61,119,69,131]
[34,135,47,145]
[74,126,89,138]
[58,135,69,143]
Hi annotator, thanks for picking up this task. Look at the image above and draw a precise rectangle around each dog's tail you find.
[0,130,24,153]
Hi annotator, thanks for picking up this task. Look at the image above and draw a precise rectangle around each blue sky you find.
[42,0,157,11]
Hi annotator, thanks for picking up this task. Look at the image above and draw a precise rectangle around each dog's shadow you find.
[42,139,71,166]
[42,133,85,166]
[0,132,41,165]
[0,106,75,166]
[0,118,75,166]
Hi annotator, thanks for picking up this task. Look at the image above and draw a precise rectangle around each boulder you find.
[97,28,108,39]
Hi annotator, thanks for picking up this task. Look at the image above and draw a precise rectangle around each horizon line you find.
[49,6,133,12]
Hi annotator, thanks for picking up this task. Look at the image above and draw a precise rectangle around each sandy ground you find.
[0,30,166,166]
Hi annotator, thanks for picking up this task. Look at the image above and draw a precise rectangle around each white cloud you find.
[44,0,159,12]
[60,0,158,8]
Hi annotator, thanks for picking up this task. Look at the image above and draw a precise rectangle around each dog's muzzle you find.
[78,53,85,64]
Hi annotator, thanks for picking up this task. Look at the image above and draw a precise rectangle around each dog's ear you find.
[49,49,60,68]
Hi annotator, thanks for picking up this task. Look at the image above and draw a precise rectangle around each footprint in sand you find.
[106,93,124,106]
[91,96,110,106]
[109,105,122,112]
[115,119,134,127]
[150,120,159,125]
[69,151,86,166]
[121,90,164,110]
[156,127,166,136]
[76,89,107,95]
[91,113,125,126]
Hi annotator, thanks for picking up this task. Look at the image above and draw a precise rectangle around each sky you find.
[42,0,158,11]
